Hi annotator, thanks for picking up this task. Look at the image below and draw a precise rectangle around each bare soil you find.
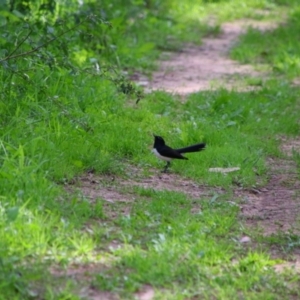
[238,156,300,235]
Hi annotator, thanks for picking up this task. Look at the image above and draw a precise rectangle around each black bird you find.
[152,135,206,172]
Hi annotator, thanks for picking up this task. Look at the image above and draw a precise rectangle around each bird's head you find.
[153,134,165,147]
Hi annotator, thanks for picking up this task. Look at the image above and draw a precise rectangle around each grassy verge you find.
[231,2,300,79]
[0,0,300,299]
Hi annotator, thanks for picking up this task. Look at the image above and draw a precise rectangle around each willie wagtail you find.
[152,135,206,172]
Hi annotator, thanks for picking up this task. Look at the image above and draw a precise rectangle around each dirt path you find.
[145,19,278,94]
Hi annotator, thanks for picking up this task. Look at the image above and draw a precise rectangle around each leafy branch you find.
[0,15,100,63]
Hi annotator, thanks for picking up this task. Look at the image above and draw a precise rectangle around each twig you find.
[7,28,33,59]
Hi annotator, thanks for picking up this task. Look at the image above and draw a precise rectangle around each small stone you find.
[209,167,240,173]
[239,236,251,243]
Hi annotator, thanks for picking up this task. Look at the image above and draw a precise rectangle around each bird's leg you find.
[162,161,171,173]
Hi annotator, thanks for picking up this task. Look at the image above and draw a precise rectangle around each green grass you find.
[1,0,300,299]
[172,0,287,25]
[231,5,300,79]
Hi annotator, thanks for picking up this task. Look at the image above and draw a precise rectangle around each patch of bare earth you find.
[50,262,157,300]
[238,156,300,235]
[135,285,156,300]
[49,264,119,300]
[72,170,222,204]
